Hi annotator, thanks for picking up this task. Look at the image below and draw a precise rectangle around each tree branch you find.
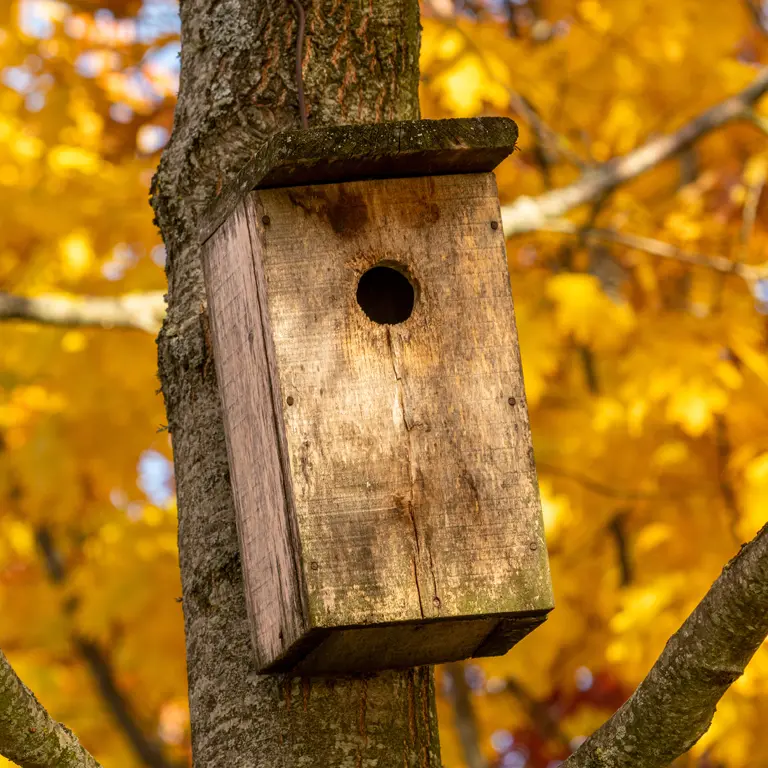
[608,512,633,587]
[564,522,768,768]
[35,529,181,768]
[538,462,656,501]
[505,676,571,751]
[743,0,768,35]
[539,221,768,286]
[0,292,166,334]
[424,1,588,169]
[502,68,768,236]
[444,664,488,768]
[0,648,103,768]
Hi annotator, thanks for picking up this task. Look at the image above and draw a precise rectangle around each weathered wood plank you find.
[246,172,552,672]
[201,202,309,669]
[199,117,518,244]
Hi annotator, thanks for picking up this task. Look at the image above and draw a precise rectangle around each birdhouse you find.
[200,117,553,675]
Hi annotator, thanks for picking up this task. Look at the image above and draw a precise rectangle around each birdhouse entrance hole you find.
[356,264,415,325]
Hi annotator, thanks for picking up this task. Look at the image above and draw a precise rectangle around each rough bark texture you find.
[150,0,441,765]
[0,649,102,768]
[565,523,768,768]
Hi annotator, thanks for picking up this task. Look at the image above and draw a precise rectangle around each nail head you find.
[286,395,295,406]
[490,220,499,230]
[508,397,516,406]
[262,215,271,226]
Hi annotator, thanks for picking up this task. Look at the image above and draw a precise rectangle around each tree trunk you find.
[150,1,440,765]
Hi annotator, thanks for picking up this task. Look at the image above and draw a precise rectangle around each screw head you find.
[262,215,271,226]
[508,396,516,406]
[310,561,319,571]
[490,220,499,230]
[529,542,538,551]
[286,395,295,406]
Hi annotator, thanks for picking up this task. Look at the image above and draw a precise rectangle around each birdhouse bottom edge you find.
[259,608,551,676]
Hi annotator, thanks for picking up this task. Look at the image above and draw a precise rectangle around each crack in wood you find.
[387,327,425,617]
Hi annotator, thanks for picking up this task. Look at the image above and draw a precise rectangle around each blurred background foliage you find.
[0,1,767,767]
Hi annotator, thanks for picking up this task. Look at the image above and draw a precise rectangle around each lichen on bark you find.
[0,649,103,768]
[150,0,440,765]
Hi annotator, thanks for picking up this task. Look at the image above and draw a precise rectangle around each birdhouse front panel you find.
[201,118,553,674]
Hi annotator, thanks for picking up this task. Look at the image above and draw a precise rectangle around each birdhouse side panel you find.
[202,200,309,668]
[251,172,553,637]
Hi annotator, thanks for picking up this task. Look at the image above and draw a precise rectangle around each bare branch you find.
[539,220,768,285]
[608,512,633,587]
[423,1,588,169]
[0,647,103,768]
[538,462,656,501]
[444,664,488,768]
[743,0,768,35]
[502,68,768,236]
[564,523,768,768]
[35,529,182,768]
[505,676,571,750]
[739,159,766,260]
[0,292,166,334]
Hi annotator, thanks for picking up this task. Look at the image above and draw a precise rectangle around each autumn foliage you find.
[1,1,767,767]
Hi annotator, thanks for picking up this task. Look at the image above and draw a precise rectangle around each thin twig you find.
[539,221,768,286]
[744,0,768,35]
[505,676,571,750]
[501,68,768,236]
[538,462,656,501]
[444,664,488,768]
[423,1,588,169]
[739,162,766,261]
[36,529,181,768]
[608,511,633,587]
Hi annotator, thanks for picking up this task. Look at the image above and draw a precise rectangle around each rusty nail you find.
[286,396,295,406]
[262,215,271,226]
[508,396,516,406]
[310,561,319,571]
[490,220,499,230]
[529,542,538,551]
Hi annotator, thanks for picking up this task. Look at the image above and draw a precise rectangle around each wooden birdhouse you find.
[200,117,554,675]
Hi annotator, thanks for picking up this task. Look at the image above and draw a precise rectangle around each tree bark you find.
[565,523,768,768]
[0,649,102,768]
[150,1,440,766]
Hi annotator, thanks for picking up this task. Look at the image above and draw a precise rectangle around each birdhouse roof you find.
[200,117,518,243]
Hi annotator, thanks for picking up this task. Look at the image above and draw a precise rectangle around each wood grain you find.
[201,201,308,670]
[226,171,554,672]
[199,117,519,244]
